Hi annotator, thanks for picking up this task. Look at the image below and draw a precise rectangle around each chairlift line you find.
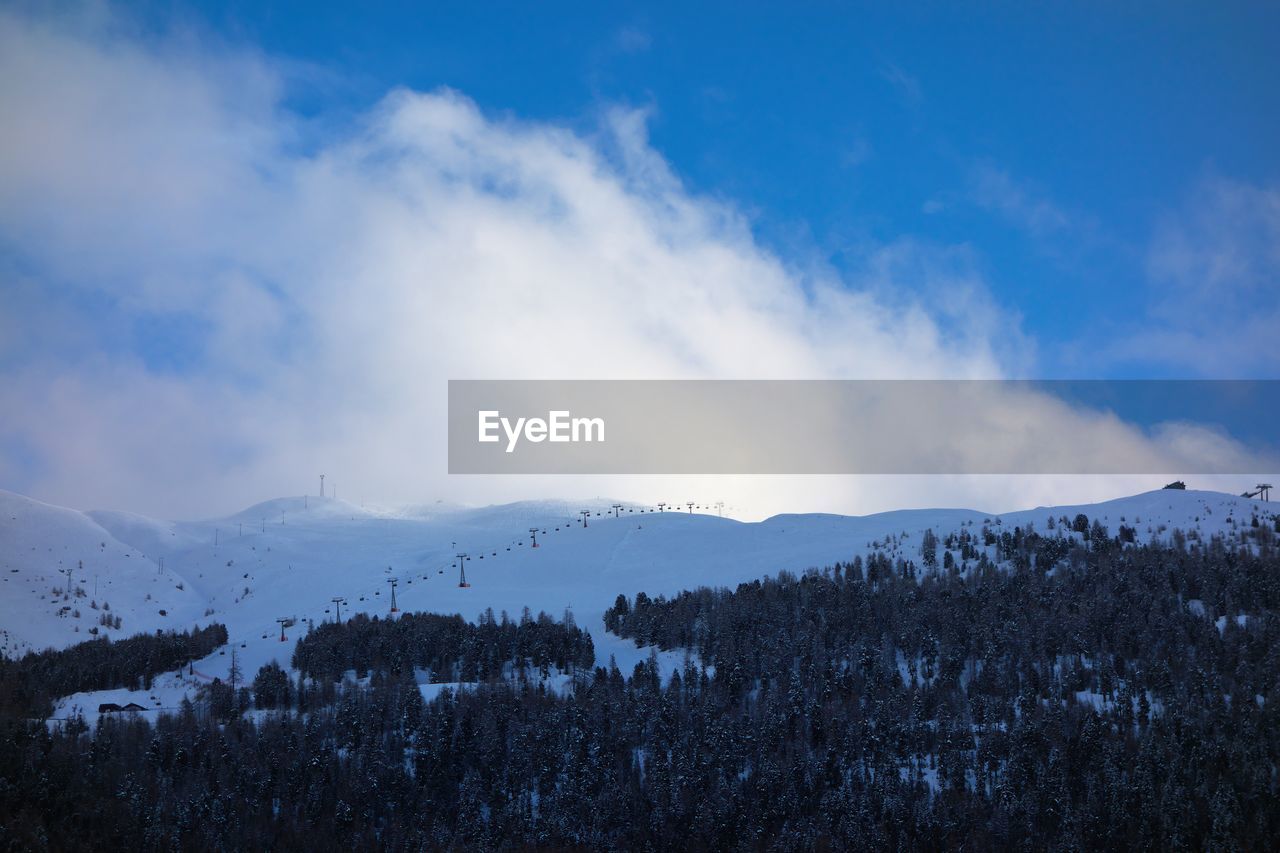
[1242,483,1271,500]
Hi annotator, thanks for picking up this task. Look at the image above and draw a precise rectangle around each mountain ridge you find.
[3,486,1276,716]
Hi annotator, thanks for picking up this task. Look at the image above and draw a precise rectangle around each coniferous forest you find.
[1,528,1278,850]
[0,624,227,720]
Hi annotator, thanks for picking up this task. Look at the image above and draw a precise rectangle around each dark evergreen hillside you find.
[606,535,1280,715]
[0,624,227,719]
[292,608,596,683]
[1,534,1277,850]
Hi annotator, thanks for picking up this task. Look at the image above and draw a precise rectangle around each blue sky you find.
[0,2,1276,516]
[165,0,1280,378]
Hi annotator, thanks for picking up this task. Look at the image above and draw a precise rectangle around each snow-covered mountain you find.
[0,491,206,658]
[2,486,1276,715]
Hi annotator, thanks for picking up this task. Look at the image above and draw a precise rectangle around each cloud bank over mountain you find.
[0,7,1268,519]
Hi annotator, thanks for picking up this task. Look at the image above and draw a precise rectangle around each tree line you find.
[292,608,595,684]
[0,624,227,719]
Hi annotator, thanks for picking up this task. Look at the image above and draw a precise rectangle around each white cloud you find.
[878,62,922,103]
[970,163,1069,235]
[1121,174,1280,375]
[0,8,1269,520]
[615,26,651,54]
[842,132,872,168]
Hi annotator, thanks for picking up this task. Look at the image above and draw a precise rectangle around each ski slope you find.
[0,491,205,658]
[1,486,1275,719]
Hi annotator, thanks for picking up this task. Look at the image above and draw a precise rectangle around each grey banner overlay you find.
[448,380,1280,474]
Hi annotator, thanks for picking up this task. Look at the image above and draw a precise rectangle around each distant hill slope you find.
[3,487,1276,688]
[0,491,205,657]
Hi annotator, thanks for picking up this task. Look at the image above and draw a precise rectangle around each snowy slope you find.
[0,491,205,657]
[3,486,1275,718]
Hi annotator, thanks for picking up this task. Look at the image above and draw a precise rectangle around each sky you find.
[0,1,1276,519]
